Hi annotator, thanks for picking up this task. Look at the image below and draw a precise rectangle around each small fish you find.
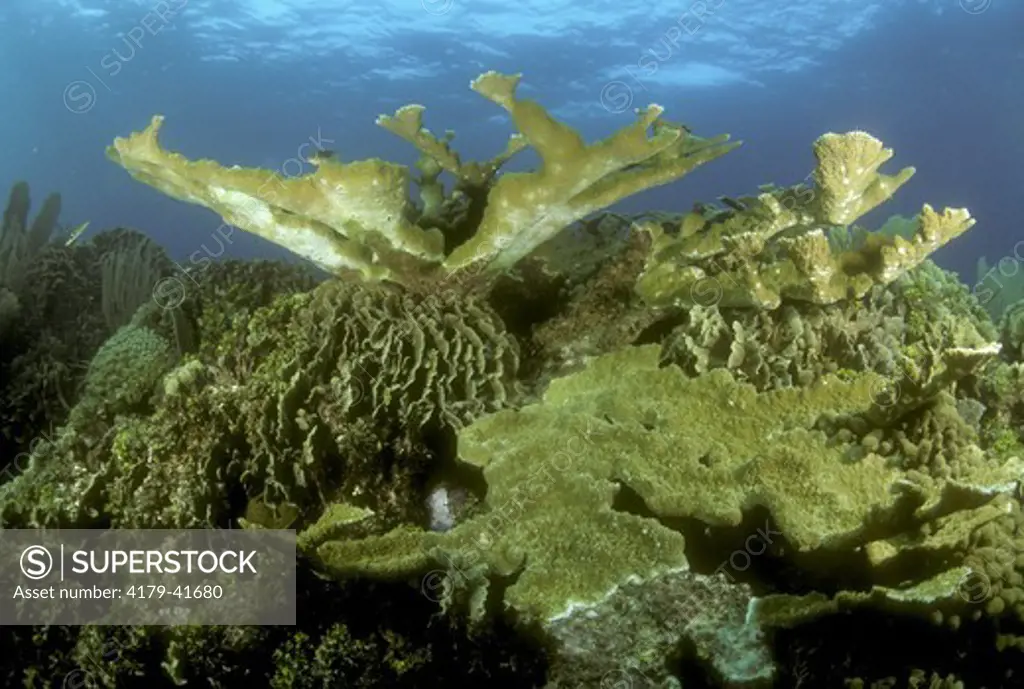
[64,221,90,246]
[309,149,335,164]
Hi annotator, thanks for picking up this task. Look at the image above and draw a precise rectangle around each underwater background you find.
[3,1,1024,688]
[0,0,1021,281]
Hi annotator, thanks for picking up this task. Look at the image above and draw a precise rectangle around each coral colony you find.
[2,72,1022,687]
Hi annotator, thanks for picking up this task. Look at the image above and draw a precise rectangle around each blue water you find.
[1,0,1020,284]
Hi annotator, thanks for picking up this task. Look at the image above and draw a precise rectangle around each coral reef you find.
[2,72,1022,688]
[0,219,174,467]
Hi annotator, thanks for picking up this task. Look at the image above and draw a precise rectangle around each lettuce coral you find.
[229,279,522,515]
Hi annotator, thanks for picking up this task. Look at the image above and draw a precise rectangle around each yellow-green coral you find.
[73,322,177,419]
[301,339,1023,685]
[660,299,905,390]
[107,116,445,283]
[635,132,973,310]
[811,130,916,225]
[270,624,430,688]
[307,345,905,620]
[4,64,1016,688]
[107,72,737,285]
[376,102,527,192]
[442,72,739,273]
